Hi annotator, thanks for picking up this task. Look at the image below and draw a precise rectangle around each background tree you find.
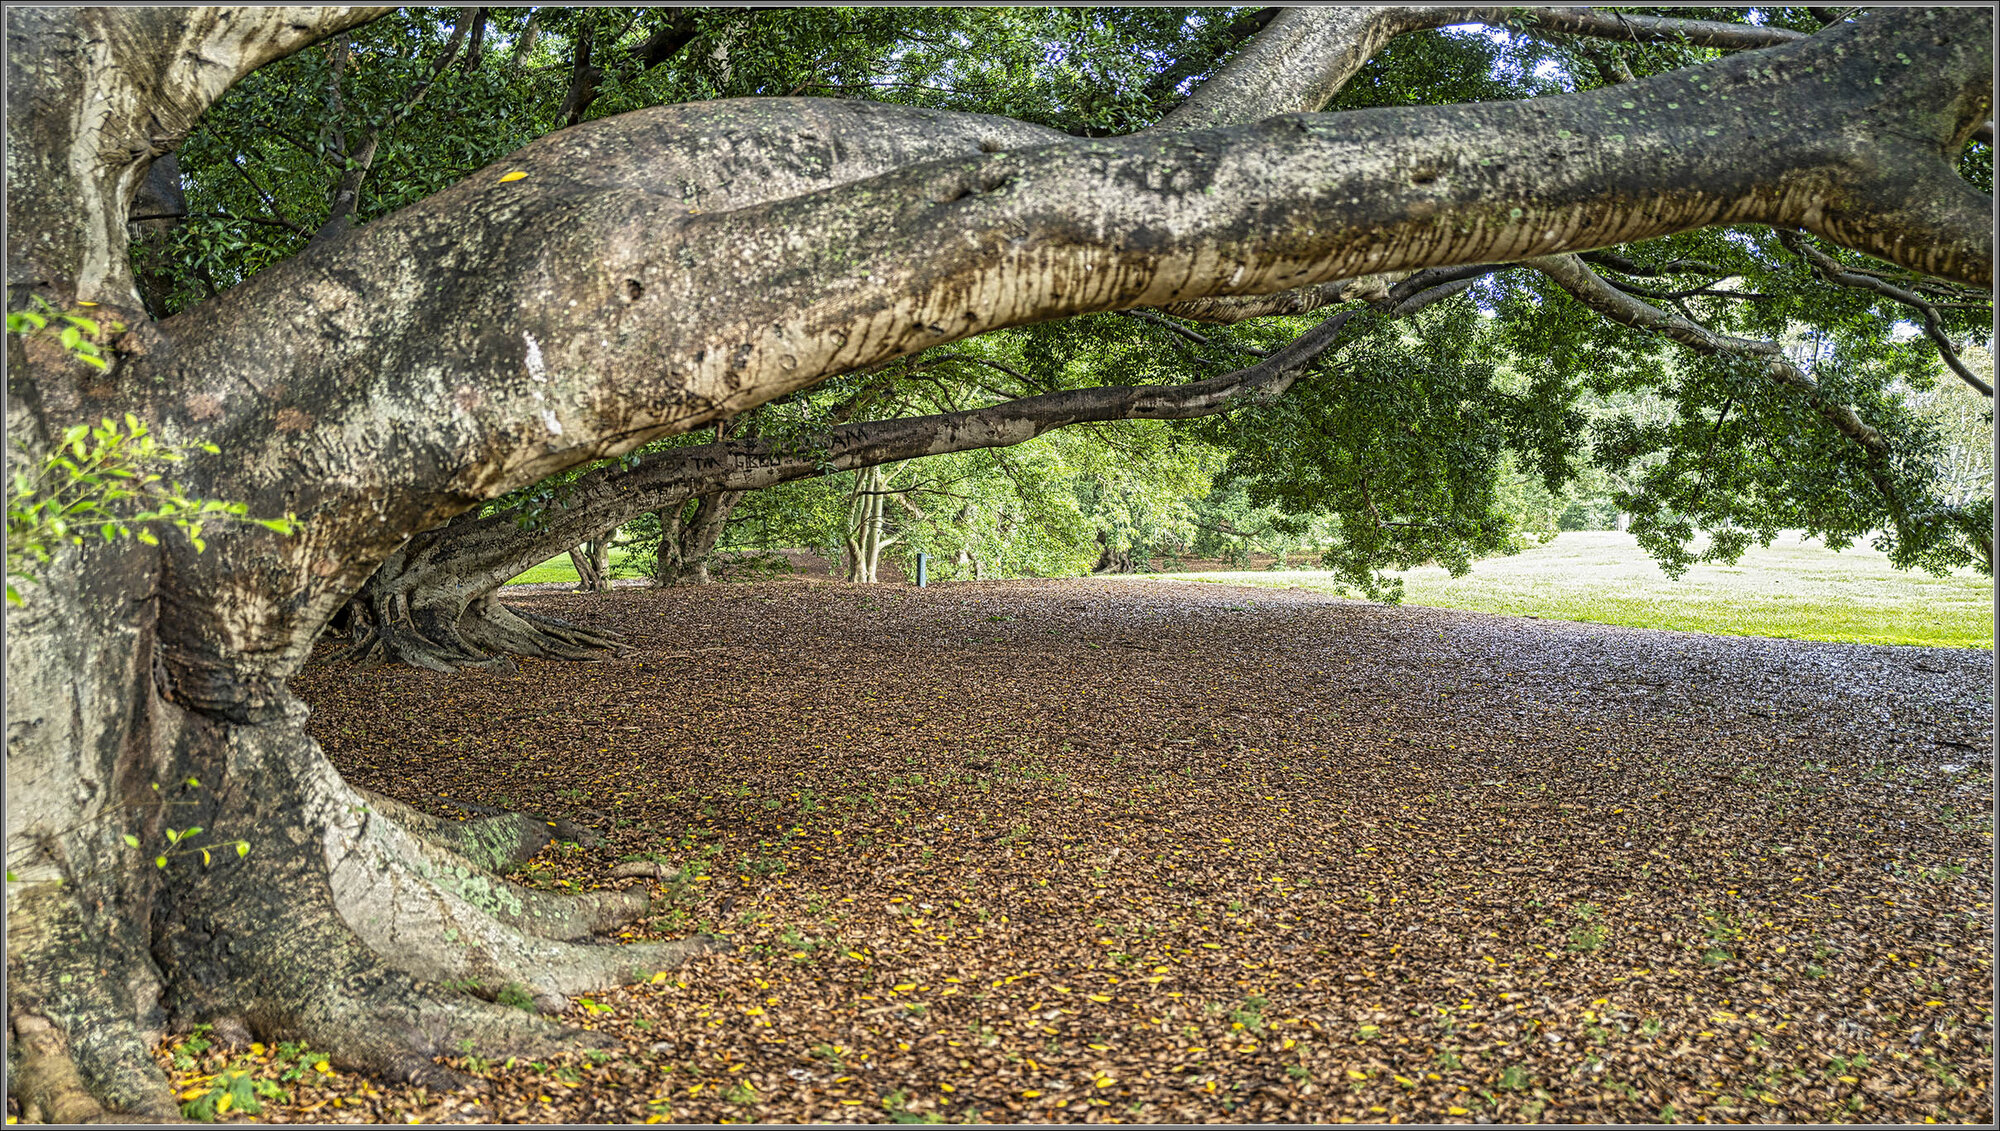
[5,6,1990,1121]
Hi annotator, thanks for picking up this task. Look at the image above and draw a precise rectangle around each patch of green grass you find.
[1154,531,1991,649]
[503,548,646,587]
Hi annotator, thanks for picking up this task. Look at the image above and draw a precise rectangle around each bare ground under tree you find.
[165,577,1995,1124]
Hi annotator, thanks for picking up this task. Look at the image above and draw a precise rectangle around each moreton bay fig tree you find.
[4,5,1990,1119]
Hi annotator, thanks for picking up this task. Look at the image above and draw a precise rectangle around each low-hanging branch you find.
[337,306,1363,670]
[1776,229,1993,398]
[1527,252,1893,455]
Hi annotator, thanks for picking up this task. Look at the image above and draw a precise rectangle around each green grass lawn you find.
[503,549,645,587]
[1155,530,1994,649]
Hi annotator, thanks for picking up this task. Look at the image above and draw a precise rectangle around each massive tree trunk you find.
[5,5,1989,1119]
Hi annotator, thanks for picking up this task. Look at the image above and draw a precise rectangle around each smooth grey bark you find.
[844,463,901,584]
[4,7,394,311]
[5,5,1990,1118]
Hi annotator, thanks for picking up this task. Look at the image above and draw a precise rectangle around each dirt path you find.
[209,578,1991,1124]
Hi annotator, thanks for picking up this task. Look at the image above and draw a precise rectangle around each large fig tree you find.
[4,5,1989,1120]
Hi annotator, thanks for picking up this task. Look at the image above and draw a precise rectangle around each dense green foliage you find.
[149,6,1993,595]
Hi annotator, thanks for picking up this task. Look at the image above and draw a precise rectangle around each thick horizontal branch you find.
[132,7,1992,710]
[364,310,1361,622]
[1435,7,1808,50]
[1155,278,1389,324]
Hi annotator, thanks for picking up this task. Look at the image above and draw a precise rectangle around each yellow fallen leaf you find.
[498,171,528,182]
[1021,1090,1041,1098]
[1448,1107,1471,1116]
[1088,994,1111,1002]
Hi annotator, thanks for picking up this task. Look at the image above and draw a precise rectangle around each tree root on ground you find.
[130,714,722,1110]
[352,786,560,873]
[6,883,180,1123]
[330,592,627,672]
[351,787,649,943]
[456,597,629,662]
[9,1013,130,1125]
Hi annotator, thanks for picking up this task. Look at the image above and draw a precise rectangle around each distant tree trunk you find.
[128,153,186,319]
[460,7,487,72]
[845,464,901,583]
[1093,533,1138,574]
[510,8,540,75]
[654,490,744,586]
[568,537,611,592]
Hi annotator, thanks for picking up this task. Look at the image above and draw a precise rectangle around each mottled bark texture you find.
[5,5,1990,1118]
[568,536,612,593]
[655,490,746,587]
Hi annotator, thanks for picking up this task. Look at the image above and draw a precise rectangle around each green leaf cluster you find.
[5,407,298,606]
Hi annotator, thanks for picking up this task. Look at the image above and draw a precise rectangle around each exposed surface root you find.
[146,710,721,1104]
[423,792,605,848]
[349,787,651,942]
[352,787,554,873]
[455,597,628,663]
[9,1014,114,1125]
[332,592,625,671]
[332,615,510,674]
[6,885,178,1121]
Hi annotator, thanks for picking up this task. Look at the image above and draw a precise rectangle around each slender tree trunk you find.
[845,465,901,583]
[568,536,611,592]
[461,7,487,73]
[652,504,688,584]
